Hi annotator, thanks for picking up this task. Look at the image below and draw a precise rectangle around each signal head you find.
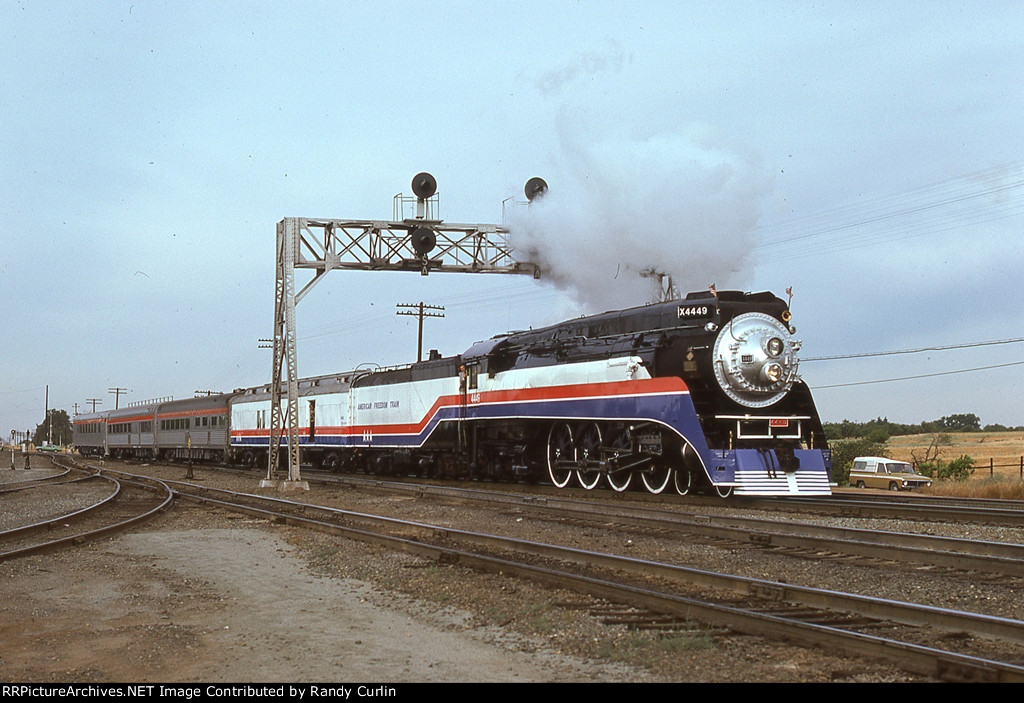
[411,226,437,255]
[524,177,548,201]
[411,172,437,199]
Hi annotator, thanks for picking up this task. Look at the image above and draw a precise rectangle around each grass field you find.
[882,431,1024,497]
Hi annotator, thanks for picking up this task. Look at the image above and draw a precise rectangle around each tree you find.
[32,409,73,446]
[910,433,952,470]
[939,413,981,432]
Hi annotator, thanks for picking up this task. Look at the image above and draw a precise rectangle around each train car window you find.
[467,364,479,390]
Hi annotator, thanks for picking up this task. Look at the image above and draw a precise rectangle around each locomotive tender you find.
[74,289,832,496]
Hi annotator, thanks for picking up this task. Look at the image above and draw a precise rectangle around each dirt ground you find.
[0,511,646,683]
[1,465,920,683]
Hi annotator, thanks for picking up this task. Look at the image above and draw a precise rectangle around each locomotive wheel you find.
[673,467,692,496]
[605,429,633,492]
[641,463,672,494]
[547,423,575,488]
[575,422,603,490]
[323,452,340,472]
[714,484,735,499]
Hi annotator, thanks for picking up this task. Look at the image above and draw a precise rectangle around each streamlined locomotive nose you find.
[712,312,800,408]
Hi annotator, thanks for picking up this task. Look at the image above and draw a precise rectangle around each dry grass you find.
[923,476,1024,499]
[884,432,1024,498]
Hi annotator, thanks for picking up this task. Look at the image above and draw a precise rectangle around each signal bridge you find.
[267,173,546,488]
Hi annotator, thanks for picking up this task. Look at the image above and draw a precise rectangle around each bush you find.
[917,454,976,481]
[830,438,887,486]
[943,455,976,481]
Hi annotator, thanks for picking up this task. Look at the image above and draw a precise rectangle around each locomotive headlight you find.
[762,362,784,383]
[766,337,784,357]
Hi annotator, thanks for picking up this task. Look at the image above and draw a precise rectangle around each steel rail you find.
[161,479,1024,647]
[0,475,175,561]
[307,472,1024,577]
[93,462,1024,577]
[161,479,1024,682]
[752,494,1024,526]
[830,489,1024,511]
[0,470,104,495]
[0,458,76,492]
[0,473,121,540]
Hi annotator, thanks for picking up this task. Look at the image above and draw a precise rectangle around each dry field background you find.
[886,432,1024,482]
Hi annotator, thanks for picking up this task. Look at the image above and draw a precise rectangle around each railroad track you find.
[0,460,174,561]
[265,471,1024,585]
[0,460,75,493]
[97,460,1024,585]
[88,462,1024,682]
[750,491,1024,526]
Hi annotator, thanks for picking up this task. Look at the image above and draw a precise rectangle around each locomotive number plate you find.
[769,418,790,428]
[677,305,711,318]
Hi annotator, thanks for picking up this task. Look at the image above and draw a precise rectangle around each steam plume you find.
[511,123,769,313]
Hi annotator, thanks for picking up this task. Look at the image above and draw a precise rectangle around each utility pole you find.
[396,302,445,362]
[108,387,127,409]
[86,398,102,412]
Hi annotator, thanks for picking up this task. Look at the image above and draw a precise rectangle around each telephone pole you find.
[396,302,445,362]
[108,387,127,409]
[86,398,102,412]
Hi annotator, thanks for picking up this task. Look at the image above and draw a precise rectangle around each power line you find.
[811,360,1024,389]
[755,162,1024,263]
[803,336,1024,362]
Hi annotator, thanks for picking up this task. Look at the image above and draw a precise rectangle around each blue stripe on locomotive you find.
[232,389,830,486]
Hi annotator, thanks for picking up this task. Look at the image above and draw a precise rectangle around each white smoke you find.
[534,40,631,97]
[511,120,769,313]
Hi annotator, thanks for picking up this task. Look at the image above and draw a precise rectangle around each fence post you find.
[990,457,994,477]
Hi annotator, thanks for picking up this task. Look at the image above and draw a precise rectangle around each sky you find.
[2,0,1023,437]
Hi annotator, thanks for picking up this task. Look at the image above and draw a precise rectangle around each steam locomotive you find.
[74,288,832,496]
